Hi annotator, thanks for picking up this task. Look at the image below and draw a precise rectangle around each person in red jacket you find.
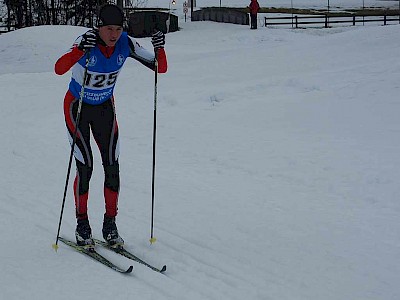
[55,4,167,249]
[248,0,260,29]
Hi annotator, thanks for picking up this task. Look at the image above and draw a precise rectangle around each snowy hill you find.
[1,18,400,300]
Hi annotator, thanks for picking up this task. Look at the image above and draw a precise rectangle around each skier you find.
[54,4,167,248]
[248,0,260,29]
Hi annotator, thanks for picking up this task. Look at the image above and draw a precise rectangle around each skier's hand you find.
[78,29,98,51]
[151,31,165,51]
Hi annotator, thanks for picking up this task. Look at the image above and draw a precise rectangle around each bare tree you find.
[1,0,149,30]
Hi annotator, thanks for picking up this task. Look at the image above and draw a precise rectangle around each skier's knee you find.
[104,163,120,192]
[76,162,93,194]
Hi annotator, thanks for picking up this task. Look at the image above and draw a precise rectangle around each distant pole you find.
[327,0,330,27]
[291,0,294,28]
[363,0,365,25]
[167,0,176,33]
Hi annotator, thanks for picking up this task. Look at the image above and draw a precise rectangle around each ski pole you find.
[52,52,91,252]
[150,51,158,245]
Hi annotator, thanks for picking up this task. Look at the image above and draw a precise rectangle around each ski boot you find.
[75,218,95,251]
[102,215,124,249]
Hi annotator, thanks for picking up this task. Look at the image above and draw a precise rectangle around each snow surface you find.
[1,5,400,300]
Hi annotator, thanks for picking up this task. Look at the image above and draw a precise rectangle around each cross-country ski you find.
[59,237,133,274]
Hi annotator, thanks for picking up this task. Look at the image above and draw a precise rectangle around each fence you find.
[0,26,11,34]
[265,14,400,28]
[192,8,249,25]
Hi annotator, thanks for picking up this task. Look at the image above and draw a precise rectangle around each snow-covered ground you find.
[1,12,400,300]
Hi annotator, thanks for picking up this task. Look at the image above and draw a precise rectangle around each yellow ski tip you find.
[52,243,59,252]
[149,237,157,244]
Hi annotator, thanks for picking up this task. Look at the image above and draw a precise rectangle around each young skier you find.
[55,4,167,248]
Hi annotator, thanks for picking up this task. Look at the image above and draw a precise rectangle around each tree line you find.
[0,0,148,30]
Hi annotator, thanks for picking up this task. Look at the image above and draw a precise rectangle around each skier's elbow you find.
[54,60,67,75]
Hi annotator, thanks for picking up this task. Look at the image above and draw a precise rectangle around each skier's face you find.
[98,25,123,47]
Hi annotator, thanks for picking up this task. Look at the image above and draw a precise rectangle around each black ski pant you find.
[64,95,120,220]
[250,14,258,29]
